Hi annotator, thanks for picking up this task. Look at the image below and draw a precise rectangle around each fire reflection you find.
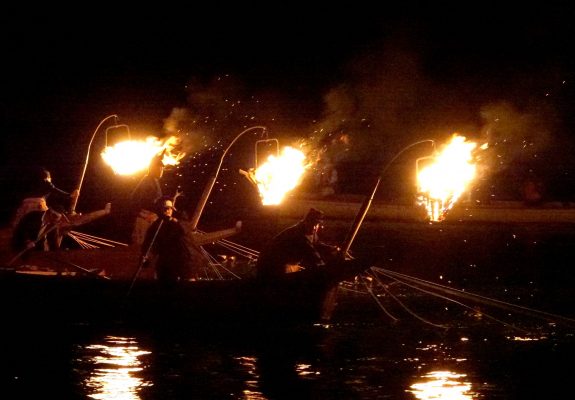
[83,336,152,400]
[409,370,474,399]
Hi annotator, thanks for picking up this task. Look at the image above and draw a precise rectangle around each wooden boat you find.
[0,255,370,328]
[1,197,369,328]
[0,135,380,328]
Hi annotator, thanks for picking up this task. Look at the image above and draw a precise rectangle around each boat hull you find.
[0,260,368,328]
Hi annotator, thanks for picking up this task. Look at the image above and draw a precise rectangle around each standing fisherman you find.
[140,195,193,283]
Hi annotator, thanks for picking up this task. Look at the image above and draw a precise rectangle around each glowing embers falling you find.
[101,136,185,175]
[252,146,309,205]
[417,134,486,222]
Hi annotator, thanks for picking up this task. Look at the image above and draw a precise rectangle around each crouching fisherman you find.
[10,197,65,262]
[140,196,193,283]
[255,208,341,281]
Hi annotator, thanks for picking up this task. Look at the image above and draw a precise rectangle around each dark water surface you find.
[1,304,573,400]
[2,219,574,399]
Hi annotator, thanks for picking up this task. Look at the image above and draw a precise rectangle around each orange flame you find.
[101,136,185,175]
[252,146,308,205]
[417,134,485,221]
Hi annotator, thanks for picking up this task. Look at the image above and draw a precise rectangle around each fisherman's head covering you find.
[303,208,324,224]
[156,195,177,212]
[36,167,51,182]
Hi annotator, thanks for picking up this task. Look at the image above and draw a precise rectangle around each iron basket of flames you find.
[416,135,485,222]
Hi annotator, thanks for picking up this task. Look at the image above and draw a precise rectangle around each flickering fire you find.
[101,136,185,175]
[253,146,308,205]
[417,134,484,221]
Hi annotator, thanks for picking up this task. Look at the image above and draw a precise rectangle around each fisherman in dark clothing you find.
[141,196,193,283]
[29,168,79,206]
[255,208,340,281]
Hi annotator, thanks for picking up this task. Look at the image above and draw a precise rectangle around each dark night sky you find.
[2,4,575,220]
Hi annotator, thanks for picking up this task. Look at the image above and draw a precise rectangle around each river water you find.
[2,219,574,399]
[1,293,573,400]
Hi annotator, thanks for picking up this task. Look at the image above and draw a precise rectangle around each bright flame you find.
[101,136,185,175]
[253,146,308,205]
[417,134,484,221]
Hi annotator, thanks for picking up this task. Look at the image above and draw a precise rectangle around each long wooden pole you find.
[340,140,435,257]
[189,126,266,230]
[70,114,118,214]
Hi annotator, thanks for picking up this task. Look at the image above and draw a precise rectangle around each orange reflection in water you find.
[409,370,474,399]
[83,336,152,400]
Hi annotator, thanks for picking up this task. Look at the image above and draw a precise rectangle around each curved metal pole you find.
[70,114,118,214]
[189,126,267,230]
[340,139,436,256]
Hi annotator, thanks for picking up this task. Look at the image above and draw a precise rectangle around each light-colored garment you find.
[11,197,48,228]
[132,209,158,245]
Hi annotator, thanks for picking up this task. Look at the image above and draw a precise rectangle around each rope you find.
[370,269,529,333]
[366,270,449,328]
[358,274,399,322]
[373,267,575,328]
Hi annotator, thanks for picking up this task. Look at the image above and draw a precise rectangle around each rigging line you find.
[199,246,243,279]
[366,271,449,329]
[70,234,104,249]
[66,232,114,247]
[199,248,224,279]
[196,230,259,253]
[196,232,260,257]
[358,274,399,322]
[375,267,575,327]
[210,242,259,260]
[213,241,259,259]
[68,231,129,246]
[66,233,89,248]
[208,235,249,248]
[77,240,98,249]
[372,269,530,333]
[217,240,260,256]
[338,285,372,295]
[217,242,259,258]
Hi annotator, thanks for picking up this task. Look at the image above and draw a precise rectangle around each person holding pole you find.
[12,167,79,229]
[140,195,192,283]
[10,197,65,262]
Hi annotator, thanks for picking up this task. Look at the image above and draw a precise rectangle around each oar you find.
[6,223,60,267]
[124,219,164,299]
[44,255,111,280]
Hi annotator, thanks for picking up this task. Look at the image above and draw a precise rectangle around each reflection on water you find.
[409,370,474,399]
[235,356,266,399]
[82,336,151,400]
